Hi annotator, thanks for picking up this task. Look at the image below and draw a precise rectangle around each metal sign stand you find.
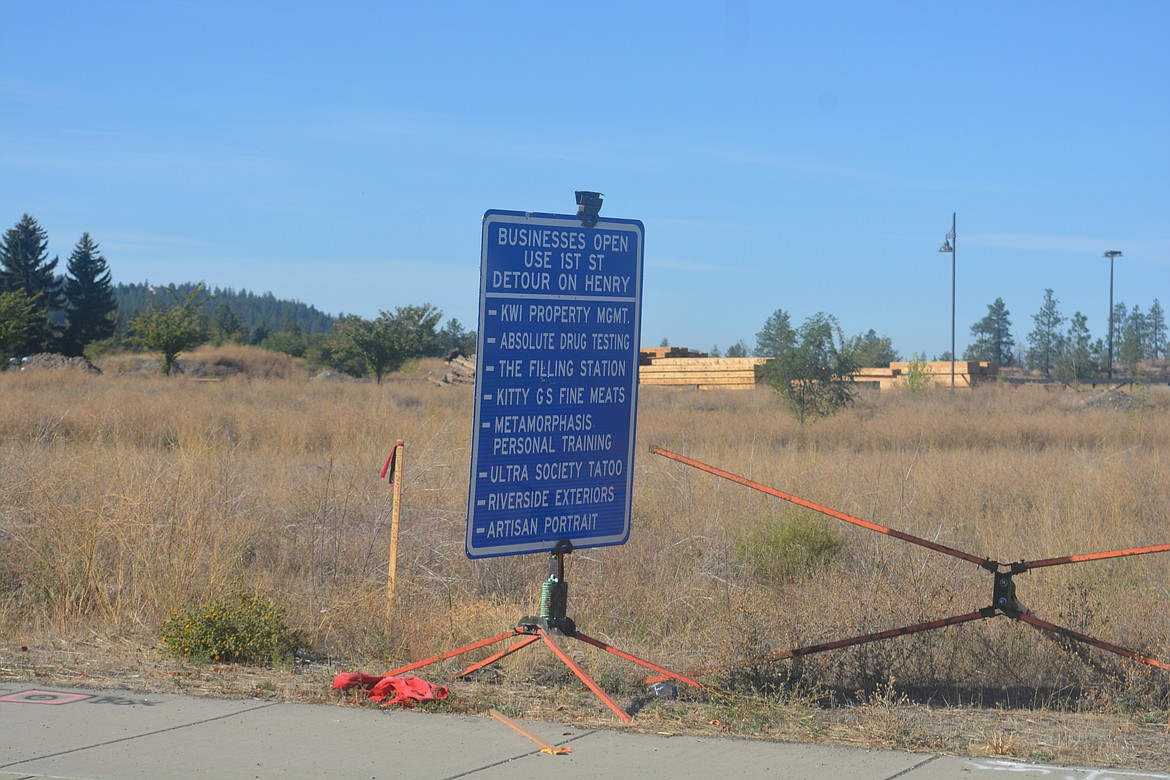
[391,195,672,721]
[381,540,703,722]
[648,446,1170,682]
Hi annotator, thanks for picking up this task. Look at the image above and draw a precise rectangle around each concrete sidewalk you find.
[2,685,1167,780]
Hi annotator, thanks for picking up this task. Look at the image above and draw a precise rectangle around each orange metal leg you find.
[540,632,633,723]
[384,630,517,677]
[574,632,704,689]
[1014,612,1170,672]
[459,633,541,677]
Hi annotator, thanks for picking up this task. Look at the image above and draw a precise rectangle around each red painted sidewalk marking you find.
[0,689,93,705]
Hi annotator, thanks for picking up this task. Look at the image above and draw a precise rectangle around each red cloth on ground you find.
[333,672,449,708]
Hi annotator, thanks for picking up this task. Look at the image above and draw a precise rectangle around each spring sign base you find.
[383,542,703,723]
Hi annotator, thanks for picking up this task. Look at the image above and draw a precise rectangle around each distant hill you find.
[115,282,335,339]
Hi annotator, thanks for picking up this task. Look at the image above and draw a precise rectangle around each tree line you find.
[7,212,1162,383]
[740,291,1166,424]
[959,290,1165,378]
[1,215,116,359]
[115,282,336,343]
[0,214,475,378]
[712,288,1166,387]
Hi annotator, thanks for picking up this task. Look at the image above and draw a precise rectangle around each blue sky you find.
[2,1,1167,358]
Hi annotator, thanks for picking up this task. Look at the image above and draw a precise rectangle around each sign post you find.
[466,208,644,559]
[384,439,404,624]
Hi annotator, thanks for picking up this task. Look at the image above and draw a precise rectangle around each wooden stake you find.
[386,439,405,624]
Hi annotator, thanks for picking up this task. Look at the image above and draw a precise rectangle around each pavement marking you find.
[885,755,939,778]
[0,690,93,706]
[966,758,1170,779]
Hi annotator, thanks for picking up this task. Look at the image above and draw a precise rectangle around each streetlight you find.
[939,213,956,391]
[1104,250,1123,380]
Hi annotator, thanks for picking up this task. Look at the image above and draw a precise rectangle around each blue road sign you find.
[466,209,644,558]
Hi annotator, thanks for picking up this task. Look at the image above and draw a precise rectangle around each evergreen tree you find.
[1148,299,1166,360]
[963,298,1015,366]
[1025,288,1065,376]
[725,340,749,358]
[208,302,245,346]
[0,290,39,363]
[1057,311,1096,380]
[114,282,335,339]
[61,233,117,356]
[260,328,311,358]
[843,328,899,367]
[249,321,271,346]
[1119,305,1146,372]
[435,317,476,357]
[1110,301,1128,371]
[755,308,796,357]
[0,214,64,353]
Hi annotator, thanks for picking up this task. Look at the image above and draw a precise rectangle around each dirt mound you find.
[98,346,310,380]
[1082,389,1149,412]
[182,355,245,378]
[309,370,356,382]
[16,353,102,374]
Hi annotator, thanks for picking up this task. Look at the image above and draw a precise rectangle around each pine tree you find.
[1026,289,1065,376]
[755,308,796,357]
[209,302,245,346]
[963,298,1015,366]
[1058,311,1096,380]
[1148,299,1166,360]
[0,290,39,363]
[725,340,749,357]
[843,328,899,367]
[1119,305,1147,372]
[61,233,117,356]
[1110,302,1128,371]
[435,317,475,357]
[0,214,64,353]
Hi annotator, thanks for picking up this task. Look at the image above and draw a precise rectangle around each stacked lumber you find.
[639,356,767,391]
[639,346,708,364]
[636,353,998,392]
[853,360,997,389]
[852,365,904,391]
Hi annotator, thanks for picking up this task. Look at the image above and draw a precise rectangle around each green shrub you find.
[160,584,303,665]
[905,354,934,393]
[733,510,844,582]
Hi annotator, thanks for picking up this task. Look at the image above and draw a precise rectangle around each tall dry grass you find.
[1,351,1167,710]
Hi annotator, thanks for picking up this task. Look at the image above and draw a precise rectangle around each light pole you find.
[939,213,956,391]
[1104,250,1123,380]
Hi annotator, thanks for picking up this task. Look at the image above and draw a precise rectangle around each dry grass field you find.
[2,346,1168,767]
